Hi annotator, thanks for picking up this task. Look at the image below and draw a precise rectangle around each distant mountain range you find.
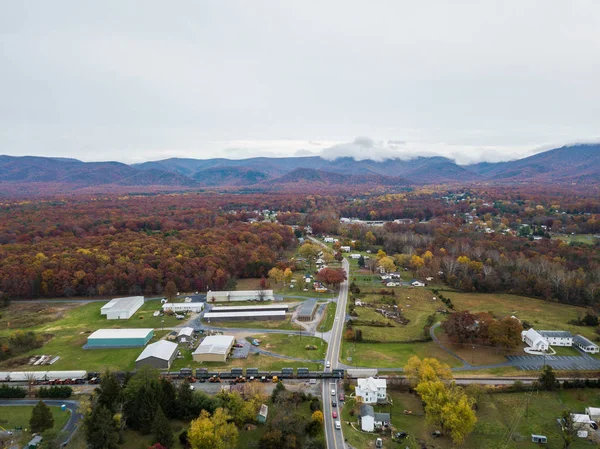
[0,144,598,195]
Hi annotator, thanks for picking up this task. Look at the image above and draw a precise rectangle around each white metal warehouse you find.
[192,335,235,362]
[135,340,179,369]
[101,296,145,320]
[162,302,204,313]
[210,304,288,312]
[203,310,286,321]
[206,290,275,302]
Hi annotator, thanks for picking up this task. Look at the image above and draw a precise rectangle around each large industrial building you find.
[192,335,235,362]
[210,304,288,313]
[85,328,154,348]
[101,296,145,320]
[297,299,318,322]
[206,290,275,302]
[203,310,286,321]
[135,340,179,369]
[162,302,204,313]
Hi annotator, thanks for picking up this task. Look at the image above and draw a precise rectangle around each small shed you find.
[531,434,547,443]
[585,406,600,420]
[257,404,268,424]
[26,435,43,448]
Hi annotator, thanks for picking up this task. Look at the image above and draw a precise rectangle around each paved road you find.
[309,235,349,449]
[0,399,82,446]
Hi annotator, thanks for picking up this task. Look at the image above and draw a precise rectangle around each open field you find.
[340,340,462,368]
[0,299,179,370]
[203,317,302,330]
[248,333,327,361]
[317,302,336,333]
[341,388,600,449]
[553,233,598,245]
[0,404,70,433]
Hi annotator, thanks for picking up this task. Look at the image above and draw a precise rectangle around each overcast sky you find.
[1,1,599,164]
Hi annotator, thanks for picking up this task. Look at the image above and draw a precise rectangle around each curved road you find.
[0,399,82,446]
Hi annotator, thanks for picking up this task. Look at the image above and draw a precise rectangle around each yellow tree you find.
[365,231,376,245]
[188,408,238,449]
[311,410,324,425]
[410,255,425,270]
[268,268,284,289]
[283,268,294,287]
[404,356,452,386]
[377,256,396,273]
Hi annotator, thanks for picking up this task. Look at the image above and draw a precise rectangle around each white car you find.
[331,389,336,396]
[335,420,341,429]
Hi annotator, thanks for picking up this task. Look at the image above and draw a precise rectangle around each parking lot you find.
[507,354,600,371]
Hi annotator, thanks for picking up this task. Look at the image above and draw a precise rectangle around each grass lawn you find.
[341,389,600,449]
[248,333,327,361]
[553,233,598,245]
[551,345,583,356]
[234,278,263,290]
[317,302,336,333]
[340,340,462,369]
[0,298,179,370]
[187,352,323,372]
[0,404,70,433]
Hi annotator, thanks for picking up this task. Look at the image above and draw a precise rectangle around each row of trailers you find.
[0,367,349,386]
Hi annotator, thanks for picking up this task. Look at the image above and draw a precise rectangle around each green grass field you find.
[0,404,70,433]
[340,340,462,368]
[175,350,322,372]
[248,333,326,361]
[0,300,180,371]
[553,233,598,245]
[203,318,302,331]
[317,302,336,333]
[341,388,600,449]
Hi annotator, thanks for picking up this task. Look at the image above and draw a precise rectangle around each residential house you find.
[359,404,390,432]
[350,253,362,259]
[355,377,387,404]
[324,237,335,243]
[386,282,400,287]
[340,246,351,252]
[411,280,425,287]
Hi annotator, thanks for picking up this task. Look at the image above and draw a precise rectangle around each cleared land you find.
[203,318,302,331]
[341,388,600,449]
[553,233,598,245]
[248,333,326,361]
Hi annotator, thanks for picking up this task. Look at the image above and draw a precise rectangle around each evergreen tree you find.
[85,405,119,449]
[29,400,54,433]
[538,365,559,391]
[159,378,177,419]
[175,380,194,420]
[153,407,174,449]
[97,370,122,413]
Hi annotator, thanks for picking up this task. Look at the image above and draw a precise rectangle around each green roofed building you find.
[86,328,154,348]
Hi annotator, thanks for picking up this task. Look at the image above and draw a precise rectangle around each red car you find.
[332,411,338,418]
[339,393,345,401]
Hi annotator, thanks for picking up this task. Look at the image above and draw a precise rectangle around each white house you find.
[386,282,400,287]
[585,407,600,421]
[101,296,144,320]
[324,237,335,243]
[340,245,351,252]
[538,330,573,347]
[350,254,362,259]
[573,335,600,354]
[356,377,387,404]
[521,329,549,351]
[411,281,425,287]
[358,404,390,432]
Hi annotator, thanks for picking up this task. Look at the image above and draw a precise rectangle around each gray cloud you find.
[1,1,599,163]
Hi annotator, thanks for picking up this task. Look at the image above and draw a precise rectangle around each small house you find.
[340,246,351,252]
[411,280,425,287]
[359,404,390,432]
[531,435,547,444]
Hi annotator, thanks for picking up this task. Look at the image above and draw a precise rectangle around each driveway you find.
[0,399,82,446]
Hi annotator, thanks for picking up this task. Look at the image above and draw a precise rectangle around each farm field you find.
[341,388,600,449]
[247,333,326,361]
[0,299,179,370]
[0,404,70,434]
[553,233,598,245]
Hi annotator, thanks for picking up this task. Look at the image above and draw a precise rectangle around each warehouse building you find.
[206,290,275,302]
[135,340,179,369]
[192,335,235,362]
[177,327,195,343]
[204,310,286,322]
[210,304,288,313]
[101,296,145,320]
[297,299,318,322]
[85,328,154,348]
[162,302,204,313]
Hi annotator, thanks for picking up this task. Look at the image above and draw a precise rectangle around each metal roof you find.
[193,335,235,356]
[101,296,144,312]
[539,330,573,338]
[210,305,288,312]
[297,299,317,318]
[177,327,194,337]
[573,334,598,347]
[89,328,153,339]
[136,340,178,362]
[359,404,374,417]
[204,311,286,319]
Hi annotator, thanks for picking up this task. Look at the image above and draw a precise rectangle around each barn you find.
[101,296,145,320]
[86,328,154,348]
[297,299,318,322]
[135,340,179,369]
[206,290,275,302]
[192,335,235,363]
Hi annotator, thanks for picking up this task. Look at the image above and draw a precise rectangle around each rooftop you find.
[204,311,286,319]
[89,328,153,339]
[359,404,374,417]
[538,330,573,338]
[193,335,235,356]
[136,340,178,362]
[210,305,289,312]
[357,377,387,392]
[297,299,318,318]
[101,296,144,311]
[573,334,599,347]
[177,327,194,337]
